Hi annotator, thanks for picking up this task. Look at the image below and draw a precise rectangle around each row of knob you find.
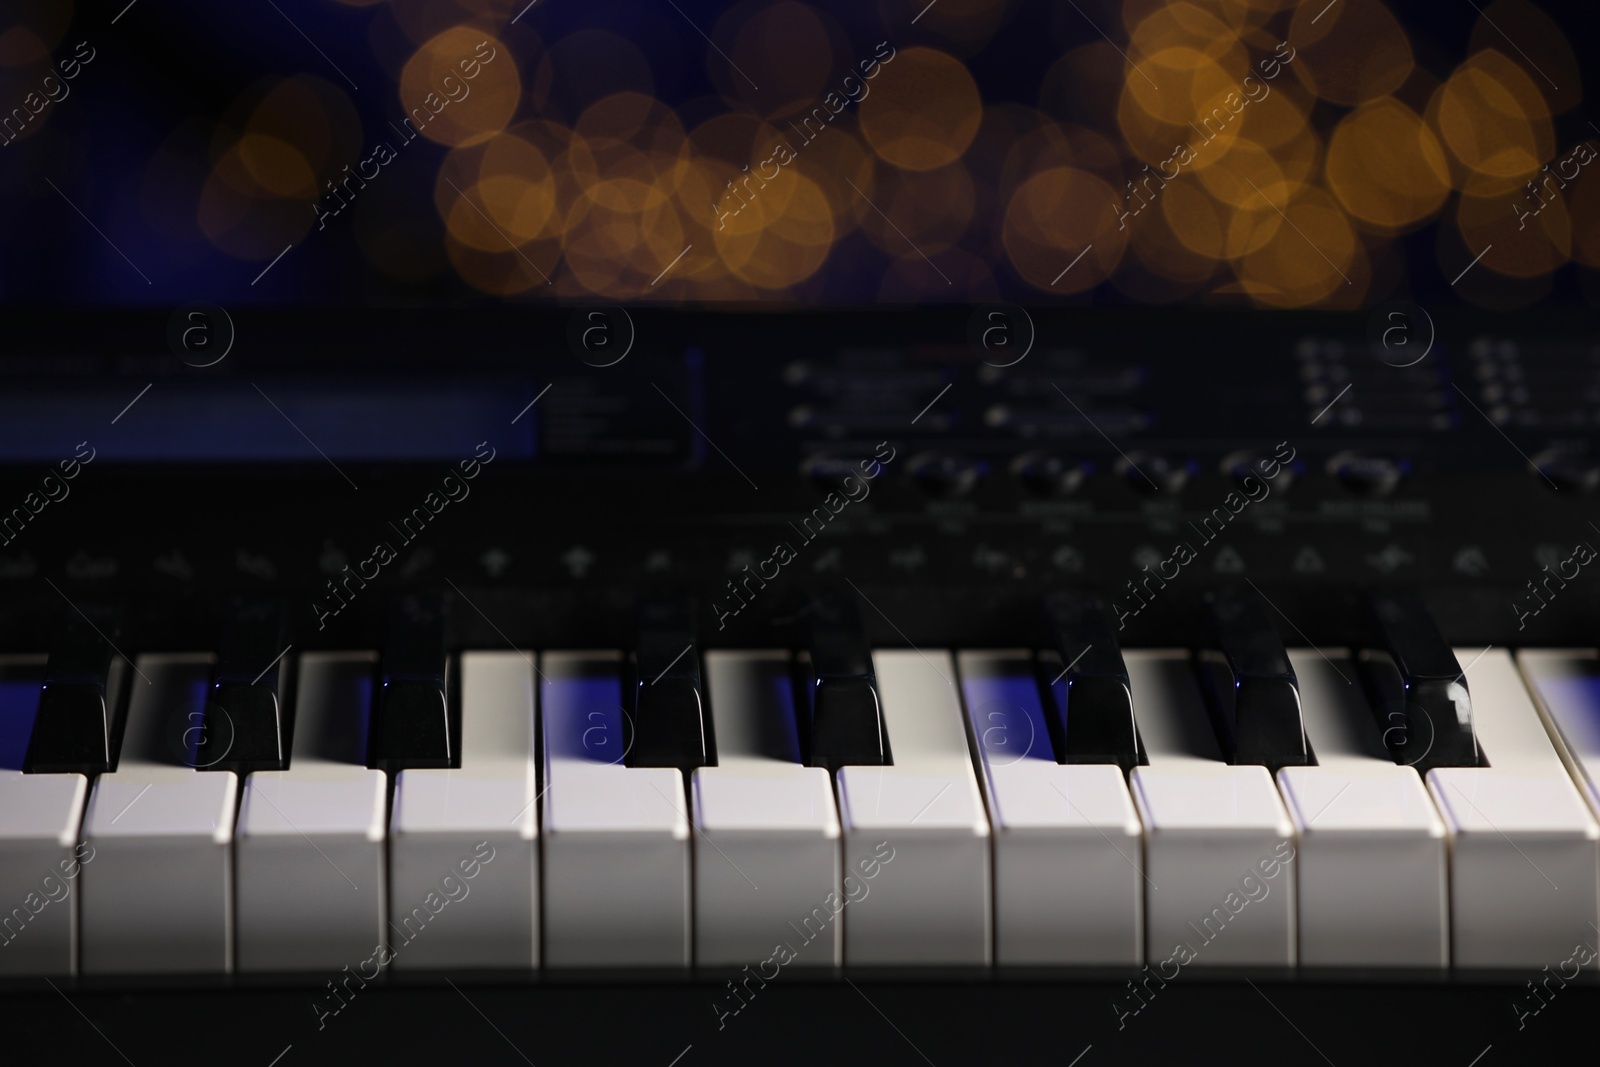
[815,450,1600,497]
[806,450,1413,498]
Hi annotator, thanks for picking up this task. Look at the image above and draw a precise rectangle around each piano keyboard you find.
[3,589,1599,978]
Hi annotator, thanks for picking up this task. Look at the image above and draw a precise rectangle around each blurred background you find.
[2,0,1597,309]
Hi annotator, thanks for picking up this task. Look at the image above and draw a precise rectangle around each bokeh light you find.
[859,47,982,171]
[1325,97,1451,231]
[1430,50,1553,196]
[197,75,362,262]
[1003,166,1127,292]
[1466,0,1579,115]
[1233,186,1365,306]
[89,0,1579,306]
[1289,0,1413,106]
[399,28,519,147]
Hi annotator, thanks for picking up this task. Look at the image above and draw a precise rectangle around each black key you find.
[1037,593,1141,770]
[25,608,125,774]
[368,595,452,771]
[627,598,715,769]
[1196,587,1313,769]
[196,599,288,772]
[1359,591,1480,772]
[805,597,891,770]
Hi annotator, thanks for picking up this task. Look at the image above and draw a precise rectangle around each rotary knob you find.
[1327,451,1405,496]
[908,452,984,498]
[1012,452,1089,497]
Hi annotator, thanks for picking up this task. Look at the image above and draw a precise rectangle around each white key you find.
[1125,651,1296,967]
[1276,651,1447,966]
[957,651,1142,964]
[1432,649,1598,968]
[1517,649,1600,821]
[0,655,89,976]
[542,651,689,967]
[693,651,840,967]
[837,650,990,965]
[391,651,538,969]
[81,654,237,974]
[236,653,385,972]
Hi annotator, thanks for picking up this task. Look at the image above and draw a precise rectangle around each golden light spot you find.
[1211,135,1323,260]
[576,92,686,171]
[478,130,550,184]
[1289,0,1413,106]
[576,98,689,210]
[1117,47,1249,167]
[1116,92,1192,170]
[479,174,557,244]
[859,47,982,171]
[706,149,801,223]
[574,91,659,144]
[400,28,518,147]
[1002,166,1127,292]
[1001,115,1122,193]
[673,155,743,261]
[1455,186,1570,278]
[1233,79,1309,149]
[688,112,787,168]
[233,134,318,198]
[585,172,672,215]
[245,76,361,175]
[1210,133,1323,258]
[564,193,689,297]
[446,181,520,253]
[1129,3,1246,66]
[1161,178,1227,259]
[1432,51,1552,186]
[1223,197,1284,259]
[714,173,835,290]
[444,132,561,258]
[859,163,975,255]
[779,126,873,236]
[1195,137,1291,207]
[1468,1,1579,115]
[445,236,549,297]
[1128,189,1221,297]
[547,128,602,199]
[1326,97,1451,231]
[1126,47,1242,128]
[435,138,494,224]
[1233,187,1360,305]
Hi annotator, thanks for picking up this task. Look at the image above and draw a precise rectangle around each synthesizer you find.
[0,307,1598,1066]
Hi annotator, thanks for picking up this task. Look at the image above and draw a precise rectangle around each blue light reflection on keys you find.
[0,666,45,771]
[965,660,1053,766]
